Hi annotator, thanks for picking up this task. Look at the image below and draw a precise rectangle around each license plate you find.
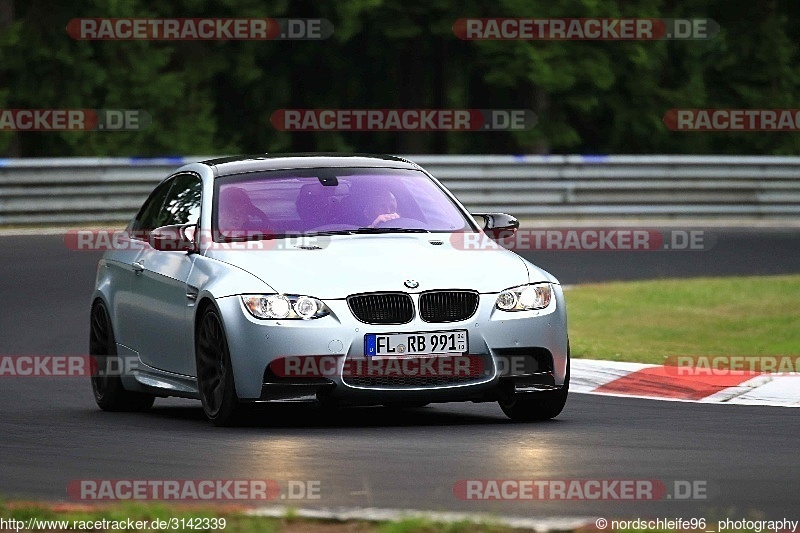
[365,331,468,356]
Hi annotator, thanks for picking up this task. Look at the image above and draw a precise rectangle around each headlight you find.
[241,294,330,320]
[294,296,321,319]
[495,283,552,311]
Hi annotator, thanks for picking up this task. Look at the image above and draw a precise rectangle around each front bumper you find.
[216,285,569,402]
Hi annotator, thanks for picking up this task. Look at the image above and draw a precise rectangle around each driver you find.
[363,189,400,228]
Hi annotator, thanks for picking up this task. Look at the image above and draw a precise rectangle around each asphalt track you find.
[1,231,799,520]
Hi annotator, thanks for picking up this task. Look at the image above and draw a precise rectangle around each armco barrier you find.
[0,155,799,225]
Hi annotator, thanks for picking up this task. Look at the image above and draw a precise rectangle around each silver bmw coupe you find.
[90,154,569,425]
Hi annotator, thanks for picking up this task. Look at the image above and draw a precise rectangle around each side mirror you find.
[150,223,198,253]
[472,213,519,242]
[472,213,519,231]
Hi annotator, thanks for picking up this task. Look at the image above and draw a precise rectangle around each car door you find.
[129,173,202,376]
[109,179,174,352]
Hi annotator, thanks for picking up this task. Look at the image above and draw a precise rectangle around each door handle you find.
[132,260,145,273]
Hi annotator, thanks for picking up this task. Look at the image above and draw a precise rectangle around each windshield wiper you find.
[351,227,431,234]
[301,227,431,237]
[303,229,356,236]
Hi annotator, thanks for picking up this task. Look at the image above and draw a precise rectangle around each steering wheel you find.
[307,223,355,232]
[373,216,427,229]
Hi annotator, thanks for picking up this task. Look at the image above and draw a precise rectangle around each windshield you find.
[213,167,473,240]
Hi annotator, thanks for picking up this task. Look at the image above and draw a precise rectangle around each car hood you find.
[204,234,556,299]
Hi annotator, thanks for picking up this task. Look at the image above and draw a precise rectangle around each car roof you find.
[199,153,420,177]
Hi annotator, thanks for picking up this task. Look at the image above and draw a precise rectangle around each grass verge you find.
[0,500,518,533]
[565,275,800,364]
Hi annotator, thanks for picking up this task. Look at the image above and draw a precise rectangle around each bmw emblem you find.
[404,279,419,289]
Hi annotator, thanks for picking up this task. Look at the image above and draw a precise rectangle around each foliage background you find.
[1,0,798,157]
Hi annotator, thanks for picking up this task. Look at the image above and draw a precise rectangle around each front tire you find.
[90,302,155,412]
[195,307,243,426]
[499,355,569,422]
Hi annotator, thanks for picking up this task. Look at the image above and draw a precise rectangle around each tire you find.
[90,302,155,412]
[195,307,243,426]
[499,354,569,422]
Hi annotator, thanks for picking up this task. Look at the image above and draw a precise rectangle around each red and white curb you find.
[572,359,800,406]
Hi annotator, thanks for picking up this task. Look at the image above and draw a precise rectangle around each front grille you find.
[419,290,479,323]
[347,292,414,324]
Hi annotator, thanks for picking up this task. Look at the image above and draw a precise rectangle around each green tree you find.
[1,0,799,156]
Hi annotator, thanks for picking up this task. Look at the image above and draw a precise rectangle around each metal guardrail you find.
[1,155,799,225]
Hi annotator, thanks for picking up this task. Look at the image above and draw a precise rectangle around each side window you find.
[161,174,202,227]
[130,180,174,236]
[130,174,202,237]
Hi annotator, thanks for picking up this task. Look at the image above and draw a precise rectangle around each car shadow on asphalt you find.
[138,402,524,429]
